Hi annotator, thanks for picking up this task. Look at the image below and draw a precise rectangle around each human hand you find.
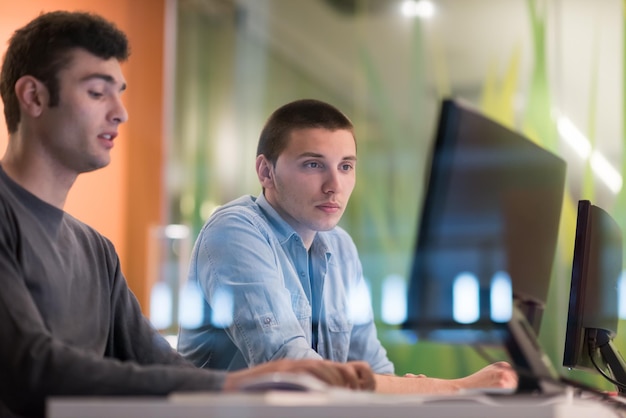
[456,361,518,390]
[223,359,375,392]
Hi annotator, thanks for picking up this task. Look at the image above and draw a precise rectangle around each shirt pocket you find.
[328,315,352,332]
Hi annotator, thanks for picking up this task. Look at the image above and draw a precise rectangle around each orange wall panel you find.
[0,0,166,311]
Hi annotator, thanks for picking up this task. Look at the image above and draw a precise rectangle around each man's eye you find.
[341,164,354,171]
[306,162,321,168]
[88,91,103,98]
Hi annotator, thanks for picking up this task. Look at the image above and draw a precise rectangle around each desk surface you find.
[47,390,623,418]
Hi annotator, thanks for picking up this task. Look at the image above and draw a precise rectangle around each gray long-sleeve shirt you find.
[0,166,225,418]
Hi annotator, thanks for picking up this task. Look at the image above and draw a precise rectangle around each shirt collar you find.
[255,193,300,244]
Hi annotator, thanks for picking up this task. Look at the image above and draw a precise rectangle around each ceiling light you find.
[401,0,435,19]
[557,116,591,159]
[557,115,622,194]
[590,151,623,194]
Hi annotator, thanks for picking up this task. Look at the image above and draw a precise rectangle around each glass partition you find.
[164,0,624,387]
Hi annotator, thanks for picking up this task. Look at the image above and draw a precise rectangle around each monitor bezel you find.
[562,199,626,394]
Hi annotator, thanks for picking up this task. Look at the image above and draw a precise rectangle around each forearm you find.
[374,374,461,394]
[373,361,518,394]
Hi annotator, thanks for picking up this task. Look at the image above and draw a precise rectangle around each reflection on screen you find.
[403,98,567,394]
[404,98,566,343]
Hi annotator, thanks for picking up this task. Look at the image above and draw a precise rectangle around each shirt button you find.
[264,317,271,324]
[300,272,305,277]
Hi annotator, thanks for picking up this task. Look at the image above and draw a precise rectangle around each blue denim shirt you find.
[177,194,394,374]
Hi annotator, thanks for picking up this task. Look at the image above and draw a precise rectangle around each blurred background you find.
[0,0,623,389]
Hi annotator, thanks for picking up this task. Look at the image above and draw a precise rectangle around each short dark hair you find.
[257,99,355,165]
[0,10,130,134]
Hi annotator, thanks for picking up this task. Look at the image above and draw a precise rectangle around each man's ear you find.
[256,154,275,189]
[14,75,48,118]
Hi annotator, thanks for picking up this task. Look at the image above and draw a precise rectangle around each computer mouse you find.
[237,372,329,392]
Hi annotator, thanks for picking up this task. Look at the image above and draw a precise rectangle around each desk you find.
[48,390,623,418]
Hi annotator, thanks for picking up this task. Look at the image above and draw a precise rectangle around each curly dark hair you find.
[0,10,130,133]
[257,99,355,166]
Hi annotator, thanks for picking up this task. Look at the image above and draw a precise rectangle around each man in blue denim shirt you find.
[178,99,518,393]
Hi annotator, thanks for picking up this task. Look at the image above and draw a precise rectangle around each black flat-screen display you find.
[563,200,626,394]
[403,98,567,392]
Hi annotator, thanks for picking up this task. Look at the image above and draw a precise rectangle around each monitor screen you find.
[563,200,626,393]
[403,98,567,392]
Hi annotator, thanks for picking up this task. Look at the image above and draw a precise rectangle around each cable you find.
[587,339,626,393]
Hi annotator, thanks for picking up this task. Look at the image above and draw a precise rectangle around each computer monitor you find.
[403,98,567,393]
[563,200,626,394]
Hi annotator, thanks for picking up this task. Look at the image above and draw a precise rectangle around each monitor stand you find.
[505,304,563,394]
[591,328,626,395]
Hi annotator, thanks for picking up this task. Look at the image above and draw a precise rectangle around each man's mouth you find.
[317,203,341,213]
